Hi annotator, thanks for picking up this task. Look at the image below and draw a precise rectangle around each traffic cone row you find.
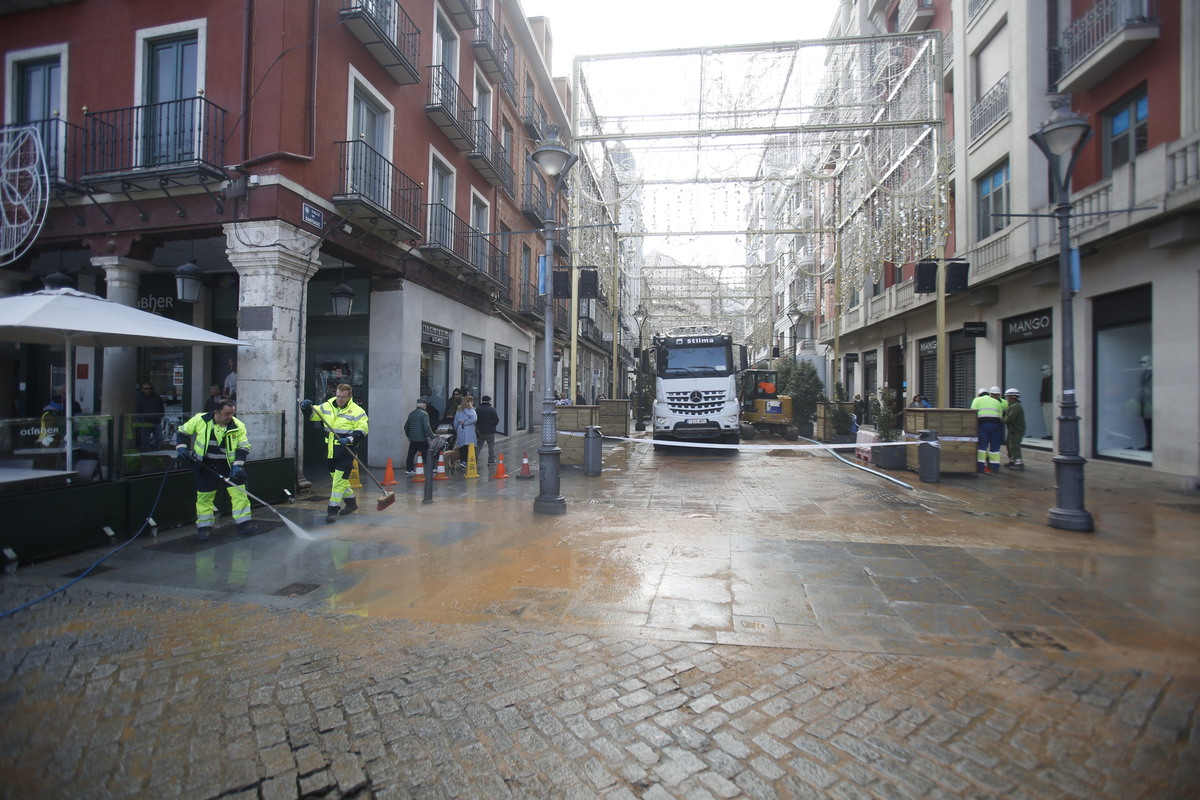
[433,452,449,480]
[516,450,534,479]
[381,458,398,486]
[492,453,508,479]
[411,452,425,482]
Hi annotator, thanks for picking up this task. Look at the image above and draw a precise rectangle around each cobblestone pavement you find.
[2,434,1198,798]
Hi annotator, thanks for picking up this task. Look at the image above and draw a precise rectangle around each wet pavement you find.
[2,432,1198,798]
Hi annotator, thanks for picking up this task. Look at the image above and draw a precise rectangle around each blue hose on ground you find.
[798,434,915,491]
[0,461,176,620]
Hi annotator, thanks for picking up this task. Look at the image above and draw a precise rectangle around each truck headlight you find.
[655,417,669,428]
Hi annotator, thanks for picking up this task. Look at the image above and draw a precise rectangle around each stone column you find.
[91,256,154,416]
[224,221,320,473]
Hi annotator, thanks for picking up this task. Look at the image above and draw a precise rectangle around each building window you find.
[1103,87,1148,176]
[976,160,1009,240]
[15,56,60,121]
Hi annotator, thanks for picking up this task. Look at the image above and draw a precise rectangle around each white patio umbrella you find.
[0,288,247,472]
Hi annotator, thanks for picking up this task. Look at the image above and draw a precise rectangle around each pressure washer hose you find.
[798,434,915,491]
[0,459,176,619]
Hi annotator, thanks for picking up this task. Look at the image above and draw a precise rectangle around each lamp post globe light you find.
[1029,104,1094,532]
[530,126,578,515]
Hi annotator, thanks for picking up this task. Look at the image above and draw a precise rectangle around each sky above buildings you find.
[518,0,841,78]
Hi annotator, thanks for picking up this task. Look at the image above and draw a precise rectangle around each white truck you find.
[647,327,745,447]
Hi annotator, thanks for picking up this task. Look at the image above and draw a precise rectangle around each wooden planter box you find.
[903,408,979,473]
[556,405,598,465]
[815,402,855,442]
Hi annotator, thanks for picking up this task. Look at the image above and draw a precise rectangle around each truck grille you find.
[665,389,728,416]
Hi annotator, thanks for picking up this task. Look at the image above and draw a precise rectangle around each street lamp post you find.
[632,304,649,431]
[1030,105,1095,532]
[530,126,577,515]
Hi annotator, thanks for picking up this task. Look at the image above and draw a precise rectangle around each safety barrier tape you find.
[557,431,933,451]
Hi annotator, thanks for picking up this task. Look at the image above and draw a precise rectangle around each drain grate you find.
[63,565,117,578]
[145,521,284,554]
[998,628,1068,651]
[272,582,321,597]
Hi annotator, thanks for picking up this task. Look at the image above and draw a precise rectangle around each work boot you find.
[197,527,212,542]
[976,463,986,474]
[236,521,259,537]
[1012,459,1025,470]
[988,464,1001,473]
[340,496,358,516]
[326,506,340,524]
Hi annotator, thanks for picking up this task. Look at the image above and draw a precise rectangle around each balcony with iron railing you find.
[332,139,424,240]
[339,0,421,85]
[439,0,476,29]
[425,65,475,152]
[968,74,1009,142]
[967,0,991,20]
[420,203,472,272]
[518,281,545,320]
[899,0,934,32]
[521,95,546,138]
[3,116,87,188]
[82,95,226,190]
[1054,0,1160,93]
[520,181,548,226]
[471,4,505,84]
[500,61,517,107]
[466,230,507,291]
[468,118,512,193]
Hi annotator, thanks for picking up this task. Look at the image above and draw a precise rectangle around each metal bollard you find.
[917,429,940,483]
[583,426,603,476]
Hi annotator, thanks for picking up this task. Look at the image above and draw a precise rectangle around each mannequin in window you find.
[1040,364,1053,439]
[1136,355,1152,450]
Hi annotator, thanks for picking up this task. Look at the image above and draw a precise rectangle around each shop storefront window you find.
[421,323,451,419]
[1002,309,1054,442]
[1093,286,1152,463]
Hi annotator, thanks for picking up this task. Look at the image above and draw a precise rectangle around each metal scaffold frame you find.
[567,33,949,357]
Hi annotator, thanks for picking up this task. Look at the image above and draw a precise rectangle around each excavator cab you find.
[738,369,799,441]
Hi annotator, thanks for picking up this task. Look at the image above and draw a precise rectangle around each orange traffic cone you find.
[411,452,425,482]
[381,458,398,486]
[516,450,534,479]
[433,452,449,480]
[492,453,509,479]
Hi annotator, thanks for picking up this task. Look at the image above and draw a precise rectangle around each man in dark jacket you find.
[404,398,436,475]
[475,395,500,465]
[135,382,166,449]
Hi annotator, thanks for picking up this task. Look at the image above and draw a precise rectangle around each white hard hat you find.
[977,387,988,396]
[1005,387,1020,395]
[989,386,1001,394]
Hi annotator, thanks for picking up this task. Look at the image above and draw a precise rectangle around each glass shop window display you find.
[1094,323,1152,462]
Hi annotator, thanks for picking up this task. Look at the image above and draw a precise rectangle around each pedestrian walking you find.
[454,394,478,464]
[475,395,500,465]
[404,398,435,475]
[135,382,165,449]
[441,388,463,427]
[1004,388,1026,469]
[300,384,369,523]
[175,399,256,541]
[971,385,1005,473]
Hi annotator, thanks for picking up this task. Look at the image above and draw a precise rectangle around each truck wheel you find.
[783,426,799,441]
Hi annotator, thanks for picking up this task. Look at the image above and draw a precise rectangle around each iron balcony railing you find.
[83,95,225,180]
[521,95,546,137]
[967,0,990,19]
[469,231,506,285]
[521,181,548,224]
[519,281,545,318]
[969,74,1009,142]
[4,116,86,186]
[899,0,934,31]
[471,3,505,83]
[334,139,423,235]
[424,203,472,263]
[426,64,475,149]
[1059,0,1158,76]
[339,0,421,85]
[468,118,513,193]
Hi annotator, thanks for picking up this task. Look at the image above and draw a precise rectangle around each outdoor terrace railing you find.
[969,74,1009,142]
[334,139,424,235]
[339,0,420,85]
[3,117,87,187]
[1060,0,1158,76]
[83,95,225,181]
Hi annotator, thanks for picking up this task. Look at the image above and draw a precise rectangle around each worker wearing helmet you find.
[1004,388,1026,469]
[970,385,1005,473]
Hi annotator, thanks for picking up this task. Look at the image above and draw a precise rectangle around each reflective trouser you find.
[327,452,356,507]
[977,420,1003,470]
[193,459,250,529]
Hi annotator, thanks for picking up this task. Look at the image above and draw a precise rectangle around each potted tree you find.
[778,357,824,438]
[827,382,856,444]
[868,387,906,469]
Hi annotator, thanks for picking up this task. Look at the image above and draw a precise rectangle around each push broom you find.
[305,401,396,511]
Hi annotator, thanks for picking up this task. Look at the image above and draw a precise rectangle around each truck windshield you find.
[660,345,732,377]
